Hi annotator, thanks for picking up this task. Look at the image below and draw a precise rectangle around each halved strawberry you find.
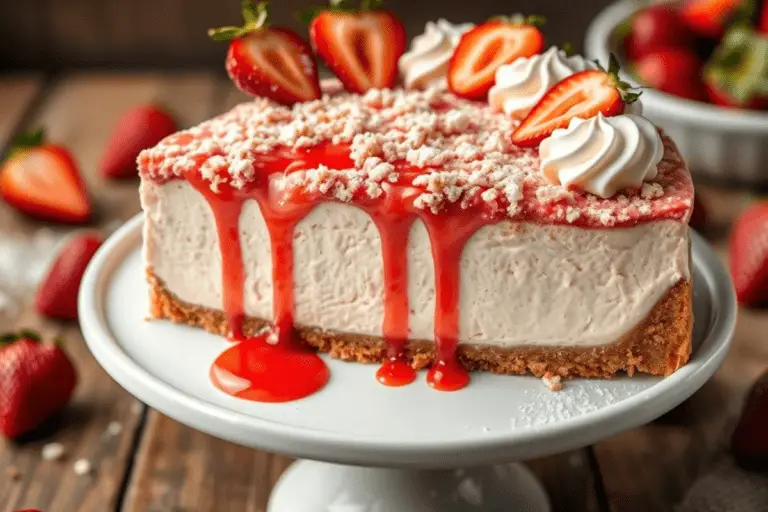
[703,26,768,110]
[511,56,640,148]
[0,128,92,224]
[730,201,768,307]
[209,1,321,105]
[448,15,545,100]
[308,1,406,93]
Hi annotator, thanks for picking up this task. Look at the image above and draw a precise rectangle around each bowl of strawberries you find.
[586,0,768,186]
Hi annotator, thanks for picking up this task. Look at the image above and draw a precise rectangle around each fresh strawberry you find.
[625,4,694,61]
[0,129,91,224]
[511,56,640,148]
[633,48,707,101]
[731,369,768,471]
[448,15,545,100]
[35,233,102,320]
[308,0,406,93]
[0,331,77,439]
[730,201,768,306]
[210,1,321,104]
[681,0,741,38]
[703,26,768,109]
[100,105,177,179]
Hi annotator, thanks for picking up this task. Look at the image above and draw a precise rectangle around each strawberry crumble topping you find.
[138,84,693,228]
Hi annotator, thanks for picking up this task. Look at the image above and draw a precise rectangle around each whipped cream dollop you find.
[399,19,474,90]
[489,46,591,119]
[539,113,663,198]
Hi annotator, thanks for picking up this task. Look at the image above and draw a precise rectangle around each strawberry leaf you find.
[561,42,575,57]
[19,329,41,342]
[360,0,383,10]
[208,26,247,41]
[6,127,45,161]
[0,329,41,346]
[209,1,270,41]
[489,14,546,26]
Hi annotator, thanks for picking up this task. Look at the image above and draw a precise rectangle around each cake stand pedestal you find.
[79,215,736,512]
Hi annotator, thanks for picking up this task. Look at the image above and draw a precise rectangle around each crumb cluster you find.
[138,86,693,228]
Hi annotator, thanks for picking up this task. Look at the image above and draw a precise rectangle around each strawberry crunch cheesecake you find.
[138,2,693,402]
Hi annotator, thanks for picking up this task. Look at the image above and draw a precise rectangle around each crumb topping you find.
[138,86,693,228]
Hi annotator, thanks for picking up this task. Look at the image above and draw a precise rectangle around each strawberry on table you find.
[633,48,708,101]
[0,331,77,439]
[0,128,91,224]
[624,4,694,61]
[35,232,102,320]
[680,0,741,38]
[511,55,641,148]
[448,14,545,100]
[307,0,406,93]
[100,105,177,179]
[730,202,768,307]
[210,1,321,104]
[703,27,768,109]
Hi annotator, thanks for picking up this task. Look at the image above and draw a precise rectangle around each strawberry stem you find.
[561,42,575,57]
[488,14,546,27]
[594,53,643,104]
[296,0,384,24]
[208,1,270,41]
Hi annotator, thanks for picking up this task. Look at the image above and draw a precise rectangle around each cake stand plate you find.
[80,214,736,512]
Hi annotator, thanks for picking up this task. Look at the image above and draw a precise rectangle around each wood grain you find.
[0,72,219,512]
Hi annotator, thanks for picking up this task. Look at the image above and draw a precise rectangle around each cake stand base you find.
[267,460,550,512]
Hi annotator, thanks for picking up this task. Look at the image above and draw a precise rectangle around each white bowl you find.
[585,0,768,186]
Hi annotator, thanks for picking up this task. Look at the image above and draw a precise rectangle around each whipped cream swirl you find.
[399,19,475,90]
[539,113,664,198]
[489,46,591,119]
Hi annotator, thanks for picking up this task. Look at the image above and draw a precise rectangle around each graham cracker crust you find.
[146,269,692,378]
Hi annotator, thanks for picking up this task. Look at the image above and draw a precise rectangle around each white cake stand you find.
[80,214,736,512]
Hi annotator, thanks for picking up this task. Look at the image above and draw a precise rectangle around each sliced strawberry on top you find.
[308,1,406,93]
[448,15,545,100]
[209,1,321,105]
[0,128,92,224]
[729,201,768,307]
[512,56,641,148]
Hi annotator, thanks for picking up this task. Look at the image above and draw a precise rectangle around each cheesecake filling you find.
[142,179,690,349]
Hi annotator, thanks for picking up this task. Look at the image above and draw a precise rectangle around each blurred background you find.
[0,0,612,71]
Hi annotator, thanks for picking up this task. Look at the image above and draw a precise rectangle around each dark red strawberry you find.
[0,331,77,439]
[703,26,768,110]
[448,15,545,100]
[760,1,768,34]
[308,1,406,93]
[35,233,102,320]
[681,0,741,38]
[625,4,694,61]
[730,201,768,306]
[100,105,177,179]
[210,1,321,104]
[731,370,768,471]
[0,128,91,224]
[512,56,639,148]
[633,48,707,101]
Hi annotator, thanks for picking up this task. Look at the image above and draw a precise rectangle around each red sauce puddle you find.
[186,144,484,402]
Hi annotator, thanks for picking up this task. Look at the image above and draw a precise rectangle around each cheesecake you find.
[138,84,693,396]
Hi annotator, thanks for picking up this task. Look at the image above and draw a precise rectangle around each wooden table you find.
[0,72,765,512]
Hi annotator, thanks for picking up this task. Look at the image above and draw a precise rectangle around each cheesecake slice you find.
[138,86,693,390]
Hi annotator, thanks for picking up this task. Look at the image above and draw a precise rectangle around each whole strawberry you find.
[729,201,768,306]
[35,232,102,320]
[0,331,77,439]
[100,105,177,179]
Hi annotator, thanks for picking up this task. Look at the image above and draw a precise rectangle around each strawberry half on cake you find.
[138,3,694,402]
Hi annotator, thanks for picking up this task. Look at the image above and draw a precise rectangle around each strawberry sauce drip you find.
[184,144,486,401]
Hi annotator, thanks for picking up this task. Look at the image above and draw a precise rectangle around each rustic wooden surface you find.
[0,71,764,512]
[0,0,614,70]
